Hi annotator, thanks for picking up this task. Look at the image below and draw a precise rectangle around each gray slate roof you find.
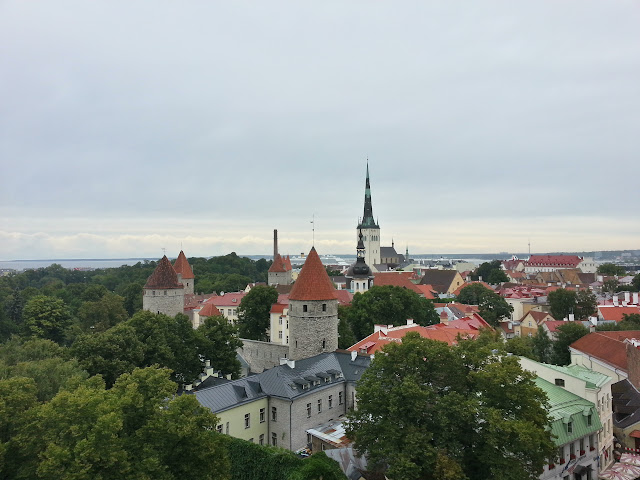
[194,351,372,413]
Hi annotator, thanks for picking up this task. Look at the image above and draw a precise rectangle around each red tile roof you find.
[598,305,640,322]
[173,250,194,279]
[144,256,183,289]
[334,289,353,306]
[348,324,480,354]
[269,254,288,273]
[543,320,566,333]
[520,310,555,323]
[270,303,287,314]
[414,284,436,299]
[204,292,246,307]
[289,247,338,301]
[525,255,582,268]
[199,302,222,317]
[373,272,423,295]
[570,331,640,372]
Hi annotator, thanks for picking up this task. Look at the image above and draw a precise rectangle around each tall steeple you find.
[359,162,379,229]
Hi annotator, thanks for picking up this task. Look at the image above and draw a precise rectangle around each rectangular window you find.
[279,317,283,325]
[216,424,223,434]
[260,408,265,423]
[555,378,565,387]
[259,434,264,445]
[558,446,564,461]
[570,442,575,457]
[278,331,283,339]
[307,433,312,444]
[228,309,232,316]
[580,438,585,453]
[329,395,333,408]
[322,303,327,312]
[317,399,322,413]
[339,392,343,405]
[272,407,277,422]
[567,421,573,433]
[286,336,289,344]
[303,305,308,312]
[307,403,312,418]
[226,422,229,435]
[272,433,277,446]
[249,438,253,443]
[244,413,250,429]
[286,320,289,328]
[587,414,592,426]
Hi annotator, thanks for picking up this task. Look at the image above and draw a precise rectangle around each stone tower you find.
[143,255,185,317]
[173,250,195,295]
[357,163,380,268]
[288,247,339,361]
[345,230,374,293]
[268,230,293,286]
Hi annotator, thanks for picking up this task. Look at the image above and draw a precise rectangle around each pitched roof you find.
[521,310,555,323]
[199,302,222,317]
[205,292,246,307]
[144,256,183,289]
[526,255,582,268]
[414,284,436,299]
[289,247,338,301]
[373,272,423,295]
[268,253,288,273]
[270,303,287,314]
[570,331,640,372]
[598,305,640,322]
[334,289,353,306]
[419,270,458,293]
[173,250,194,279]
[543,320,566,333]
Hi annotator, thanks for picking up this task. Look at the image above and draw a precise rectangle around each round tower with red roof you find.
[288,247,339,361]
[142,255,185,317]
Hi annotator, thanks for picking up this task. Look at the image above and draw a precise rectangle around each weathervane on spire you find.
[311,214,315,247]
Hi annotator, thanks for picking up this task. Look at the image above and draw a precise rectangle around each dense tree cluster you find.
[237,285,279,341]
[339,285,439,341]
[455,283,513,327]
[547,288,597,321]
[597,263,627,276]
[346,332,556,480]
[471,260,508,284]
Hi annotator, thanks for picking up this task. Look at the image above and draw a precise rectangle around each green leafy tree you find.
[550,322,589,365]
[602,279,620,295]
[597,263,626,276]
[487,268,508,284]
[548,289,577,320]
[197,315,243,378]
[575,290,597,320]
[633,273,640,292]
[237,285,279,341]
[15,367,230,480]
[22,295,71,343]
[120,282,143,316]
[338,316,356,349]
[346,332,555,480]
[340,286,439,341]
[472,260,504,282]
[532,326,553,363]
[76,291,129,333]
[505,335,536,359]
[456,283,513,327]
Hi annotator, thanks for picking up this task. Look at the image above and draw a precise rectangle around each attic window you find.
[567,421,573,433]
[232,298,237,303]
[587,414,592,426]
[555,378,565,387]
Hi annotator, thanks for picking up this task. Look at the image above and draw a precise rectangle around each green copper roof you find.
[534,377,602,446]
[541,363,611,389]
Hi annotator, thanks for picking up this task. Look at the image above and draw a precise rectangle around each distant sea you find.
[0,258,154,271]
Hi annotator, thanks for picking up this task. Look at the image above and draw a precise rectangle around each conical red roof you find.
[289,247,337,301]
[173,250,195,279]
[269,254,287,273]
[144,256,183,289]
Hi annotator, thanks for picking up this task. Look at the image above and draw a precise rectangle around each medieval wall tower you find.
[287,247,339,361]
[142,255,185,317]
[358,163,380,268]
[268,229,293,286]
[173,250,195,295]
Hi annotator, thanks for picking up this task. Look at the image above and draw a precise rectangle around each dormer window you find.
[555,379,565,387]
[567,421,573,433]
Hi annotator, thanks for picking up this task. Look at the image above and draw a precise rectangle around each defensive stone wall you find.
[238,339,289,373]
[143,288,184,317]
[268,270,292,286]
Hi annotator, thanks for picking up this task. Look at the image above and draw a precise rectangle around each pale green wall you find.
[216,397,269,443]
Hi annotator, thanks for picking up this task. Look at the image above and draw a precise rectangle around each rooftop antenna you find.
[310,214,316,247]
[528,239,531,256]
[161,247,166,256]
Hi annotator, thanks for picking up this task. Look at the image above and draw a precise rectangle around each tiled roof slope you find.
[173,250,195,279]
[199,303,222,317]
[534,377,601,445]
[373,272,423,294]
[193,351,371,413]
[269,254,287,273]
[598,306,640,322]
[419,270,457,293]
[526,255,582,267]
[289,247,338,301]
[144,256,183,289]
[570,331,640,372]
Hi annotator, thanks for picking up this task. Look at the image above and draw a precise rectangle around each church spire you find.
[359,161,378,228]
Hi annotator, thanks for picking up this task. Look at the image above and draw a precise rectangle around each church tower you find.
[345,230,374,293]
[173,250,195,295]
[143,255,185,317]
[357,163,380,268]
[288,247,339,361]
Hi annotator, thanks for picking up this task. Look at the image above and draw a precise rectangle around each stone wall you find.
[268,270,292,286]
[289,299,339,361]
[238,339,289,373]
[143,287,184,317]
[176,273,194,295]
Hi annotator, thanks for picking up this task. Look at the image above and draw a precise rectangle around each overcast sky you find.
[1,1,639,260]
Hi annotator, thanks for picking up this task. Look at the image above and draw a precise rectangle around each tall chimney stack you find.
[274,229,278,260]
